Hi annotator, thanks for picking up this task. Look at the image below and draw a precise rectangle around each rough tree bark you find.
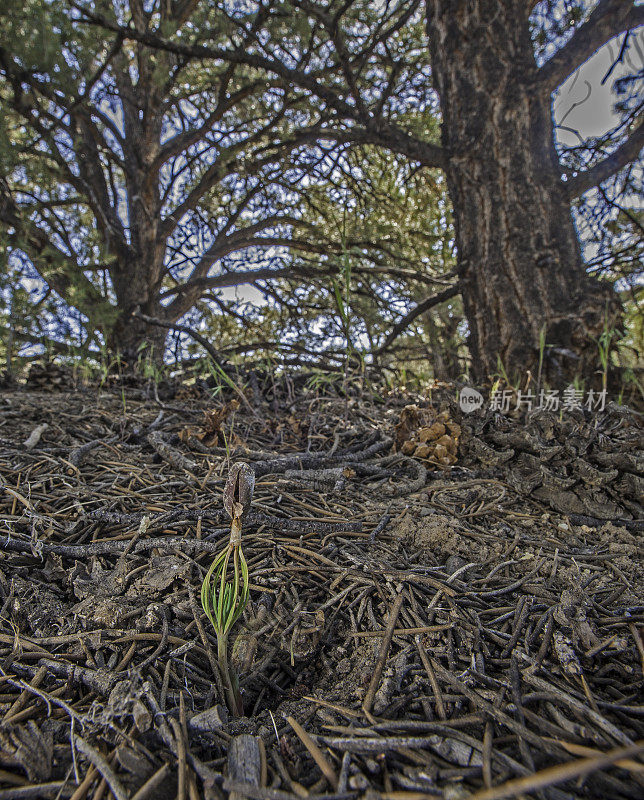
[427,0,619,382]
[106,309,168,365]
[99,45,169,364]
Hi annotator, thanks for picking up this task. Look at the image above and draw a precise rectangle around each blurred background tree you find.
[0,0,641,397]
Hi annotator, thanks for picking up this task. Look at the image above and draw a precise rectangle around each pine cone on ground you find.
[25,362,75,392]
[0,370,17,390]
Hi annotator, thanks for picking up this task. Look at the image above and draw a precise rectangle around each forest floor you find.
[0,372,642,800]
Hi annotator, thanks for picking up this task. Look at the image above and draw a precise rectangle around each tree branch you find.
[152,82,262,174]
[563,119,644,199]
[160,267,294,300]
[165,216,316,316]
[159,132,293,240]
[74,3,447,170]
[0,325,87,357]
[287,124,445,170]
[131,308,224,367]
[0,180,109,316]
[374,284,460,355]
[0,47,129,253]
[538,0,644,96]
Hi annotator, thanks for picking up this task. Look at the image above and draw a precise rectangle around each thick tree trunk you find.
[102,48,170,369]
[427,0,618,383]
[107,269,167,366]
[106,311,167,367]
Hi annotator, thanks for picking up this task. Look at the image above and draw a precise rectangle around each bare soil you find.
[0,376,642,800]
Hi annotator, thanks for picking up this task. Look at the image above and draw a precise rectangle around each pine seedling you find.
[201,462,254,716]
[536,324,547,395]
[595,315,615,395]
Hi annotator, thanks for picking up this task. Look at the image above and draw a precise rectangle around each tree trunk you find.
[106,312,167,367]
[101,47,170,370]
[427,0,618,383]
[107,265,167,366]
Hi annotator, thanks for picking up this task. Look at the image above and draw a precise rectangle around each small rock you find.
[445,555,466,575]
[132,700,151,732]
[349,773,369,790]
[189,704,229,733]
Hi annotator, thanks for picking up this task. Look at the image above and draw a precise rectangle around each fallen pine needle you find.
[553,739,644,773]
[287,715,338,789]
[362,591,405,715]
[467,740,644,800]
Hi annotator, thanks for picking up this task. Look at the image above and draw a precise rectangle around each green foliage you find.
[0,242,69,371]
[305,368,340,394]
[201,537,249,717]
[595,313,616,393]
[0,0,461,374]
[0,0,120,349]
[0,0,636,390]
[201,543,250,643]
[201,463,254,716]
